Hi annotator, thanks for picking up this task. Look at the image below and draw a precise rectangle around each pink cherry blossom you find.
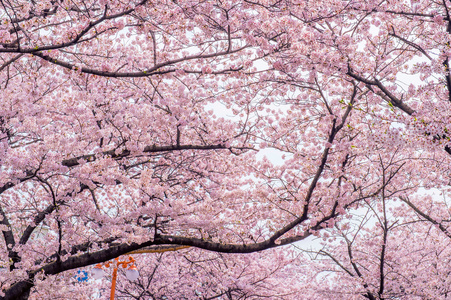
[2,0,451,299]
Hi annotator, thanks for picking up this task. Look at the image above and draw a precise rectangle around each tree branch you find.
[61,143,249,167]
[30,45,248,78]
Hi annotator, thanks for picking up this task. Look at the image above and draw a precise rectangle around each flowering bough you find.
[2,0,451,299]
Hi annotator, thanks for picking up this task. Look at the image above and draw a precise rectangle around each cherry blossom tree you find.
[2,0,451,299]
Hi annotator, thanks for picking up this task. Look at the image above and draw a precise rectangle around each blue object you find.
[76,270,89,282]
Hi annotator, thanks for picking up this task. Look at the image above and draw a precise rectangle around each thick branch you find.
[0,53,23,72]
[2,240,154,300]
[18,184,88,245]
[61,143,243,167]
[3,207,340,299]
[31,45,247,78]
[0,172,36,266]
[346,70,415,115]
[0,204,15,252]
